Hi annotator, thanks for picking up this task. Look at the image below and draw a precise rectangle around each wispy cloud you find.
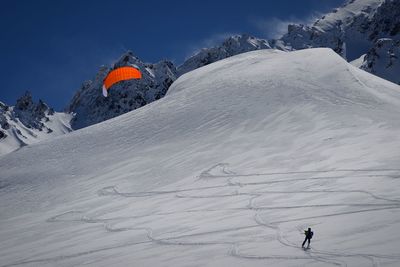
[198,32,237,48]
[250,13,321,39]
[182,32,237,61]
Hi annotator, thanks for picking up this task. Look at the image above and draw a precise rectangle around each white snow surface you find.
[1,48,400,266]
[350,54,366,68]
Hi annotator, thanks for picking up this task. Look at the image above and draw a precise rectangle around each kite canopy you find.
[102,66,142,97]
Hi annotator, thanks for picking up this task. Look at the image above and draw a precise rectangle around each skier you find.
[302,227,313,248]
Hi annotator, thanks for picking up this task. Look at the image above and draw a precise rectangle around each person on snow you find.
[302,227,314,248]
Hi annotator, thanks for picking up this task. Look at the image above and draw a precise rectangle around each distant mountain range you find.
[1,0,399,156]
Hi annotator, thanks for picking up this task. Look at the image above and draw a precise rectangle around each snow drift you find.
[1,48,400,266]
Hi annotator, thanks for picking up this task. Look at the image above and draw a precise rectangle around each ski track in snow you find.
[6,163,400,267]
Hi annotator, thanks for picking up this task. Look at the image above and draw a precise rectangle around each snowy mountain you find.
[0,92,72,156]
[1,48,400,266]
[67,36,271,130]
[281,0,383,58]
[180,0,399,84]
[67,51,177,129]
[64,0,399,132]
[178,34,277,75]
[2,0,397,157]
[281,0,400,83]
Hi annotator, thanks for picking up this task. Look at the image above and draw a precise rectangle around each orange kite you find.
[102,66,142,97]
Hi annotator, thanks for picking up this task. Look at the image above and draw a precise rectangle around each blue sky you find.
[0,0,343,110]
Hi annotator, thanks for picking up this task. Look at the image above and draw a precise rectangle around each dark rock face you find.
[12,91,52,131]
[361,38,400,84]
[0,103,10,130]
[367,0,400,40]
[0,130,6,139]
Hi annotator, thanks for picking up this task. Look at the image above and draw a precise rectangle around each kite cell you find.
[102,66,142,97]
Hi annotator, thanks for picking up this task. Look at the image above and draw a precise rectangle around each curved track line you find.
[32,163,400,267]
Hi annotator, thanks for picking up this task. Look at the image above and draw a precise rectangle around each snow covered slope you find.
[1,48,400,266]
[0,92,72,156]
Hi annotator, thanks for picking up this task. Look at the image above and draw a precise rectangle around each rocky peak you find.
[114,51,142,69]
[178,34,271,75]
[281,0,399,61]
[0,102,10,131]
[366,0,400,41]
[15,91,34,111]
[0,93,72,156]
[281,19,346,57]
[12,91,54,130]
[222,34,271,54]
[67,53,177,129]
[361,38,400,84]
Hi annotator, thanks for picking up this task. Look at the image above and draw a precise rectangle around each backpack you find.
[309,231,314,239]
